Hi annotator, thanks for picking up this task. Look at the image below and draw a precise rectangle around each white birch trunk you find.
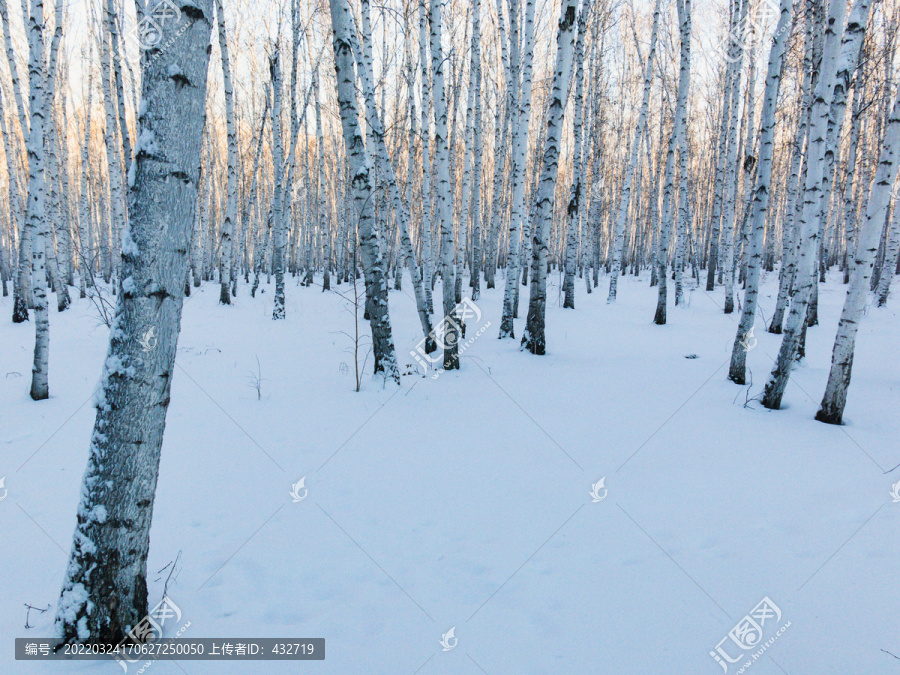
[521,0,579,354]
[763,0,848,410]
[430,0,459,369]
[729,0,793,383]
[26,0,49,399]
[653,0,691,325]
[216,0,238,304]
[329,0,399,383]
[55,0,213,643]
[608,0,661,304]
[816,88,900,424]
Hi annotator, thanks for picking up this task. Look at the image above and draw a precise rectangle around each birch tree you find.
[499,0,535,338]
[608,0,661,304]
[816,85,900,424]
[763,0,847,410]
[55,0,214,644]
[653,0,691,326]
[729,0,793,384]
[329,0,400,383]
[521,0,579,355]
[26,0,49,400]
[430,0,459,369]
[216,0,238,304]
[562,3,590,310]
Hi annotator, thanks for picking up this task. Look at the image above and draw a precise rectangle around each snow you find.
[1,270,898,673]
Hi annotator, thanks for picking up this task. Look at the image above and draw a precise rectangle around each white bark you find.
[817,87,900,424]
[608,0,661,304]
[499,0,535,338]
[26,0,49,399]
[216,0,238,304]
[729,0,793,384]
[653,0,691,325]
[521,0,579,354]
[329,0,399,382]
[430,0,459,369]
[763,0,848,410]
[55,0,214,643]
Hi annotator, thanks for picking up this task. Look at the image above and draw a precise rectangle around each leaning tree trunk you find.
[55,1,213,645]
[521,0,579,355]
[729,0,793,384]
[329,0,400,383]
[816,85,900,424]
[875,197,900,306]
[763,0,847,410]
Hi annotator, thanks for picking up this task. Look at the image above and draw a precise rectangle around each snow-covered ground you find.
[1,270,898,674]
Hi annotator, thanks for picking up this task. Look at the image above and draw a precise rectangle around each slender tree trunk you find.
[499,0,535,338]
[654,0,691,325]
[521,0,579,354]
[26,0,49,400]
[817,87,900,424]
[216,0,238,304]
[430,0,459,369]
[329,0,400,383]
[763,0,848,410]
[729,0,793,384]
[608,0,661,304]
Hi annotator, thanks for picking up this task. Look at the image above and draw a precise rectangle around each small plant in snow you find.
[246,356,266,400]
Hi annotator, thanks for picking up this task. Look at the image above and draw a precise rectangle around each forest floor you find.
[1,269,899,674]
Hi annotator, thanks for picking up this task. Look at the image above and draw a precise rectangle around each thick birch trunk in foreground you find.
[521,0,578,355]
[216,0,238,304]
[763,0,847,410]
[55,0,213,644]
[816,87,900,424]
[329,0,400,383]
[26,0,49,400]
[729,0,793,384]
